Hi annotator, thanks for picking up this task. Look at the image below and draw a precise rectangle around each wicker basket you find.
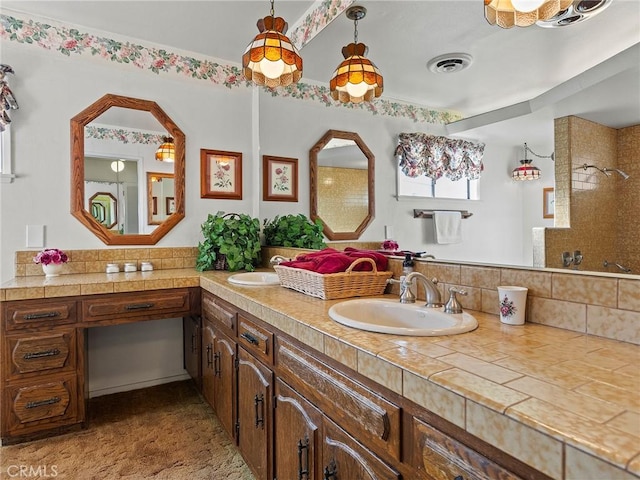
[273,257,393,300]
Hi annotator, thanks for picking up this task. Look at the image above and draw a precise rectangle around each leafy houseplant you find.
[263,214,326,250]
[196,212,261,272]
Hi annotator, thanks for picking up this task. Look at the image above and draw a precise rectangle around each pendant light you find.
[484,0,573,28]
[512,143,554,181]
[242,0,303,88]
[155,136,175,162]
[329,6,383,104]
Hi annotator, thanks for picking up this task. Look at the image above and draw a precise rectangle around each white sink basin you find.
[328,298,478,336]
[228,272,280,286]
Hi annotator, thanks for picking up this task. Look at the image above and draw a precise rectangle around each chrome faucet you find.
[404,272,443,308]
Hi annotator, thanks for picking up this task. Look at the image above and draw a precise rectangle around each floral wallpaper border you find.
[288,0,353,50]
[85,126,165,145]
[0,12,461,124]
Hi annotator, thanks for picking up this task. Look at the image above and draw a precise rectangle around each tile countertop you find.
[2,269,639,479]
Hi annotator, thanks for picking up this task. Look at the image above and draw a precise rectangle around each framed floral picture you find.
[543,187,554,219]
[263,155,298,202]
[200,149,242,200]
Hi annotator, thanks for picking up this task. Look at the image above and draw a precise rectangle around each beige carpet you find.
[0,381,255,480]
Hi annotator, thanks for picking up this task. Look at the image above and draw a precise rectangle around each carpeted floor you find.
[0,381,255,480]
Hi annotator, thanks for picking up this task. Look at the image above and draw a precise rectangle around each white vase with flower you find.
[33,248,68,277]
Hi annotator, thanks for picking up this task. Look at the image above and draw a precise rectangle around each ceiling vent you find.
[537,0,612,28]
[427,53,473,74]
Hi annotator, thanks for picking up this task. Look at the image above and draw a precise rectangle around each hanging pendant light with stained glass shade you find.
[329,6,383,104]
[512,142,554,180]
[155,136,175,162]
[484,0,573,28]
[242,0,303,88]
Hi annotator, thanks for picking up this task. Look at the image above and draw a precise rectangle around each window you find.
[395,133,483,200]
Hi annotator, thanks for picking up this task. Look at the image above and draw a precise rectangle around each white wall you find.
[0,27,554,395]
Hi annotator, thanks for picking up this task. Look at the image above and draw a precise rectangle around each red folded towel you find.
[343,248,389,271]
[279,248,389,274]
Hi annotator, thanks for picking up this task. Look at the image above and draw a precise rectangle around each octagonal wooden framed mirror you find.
[310,130,375,240]
[71,93,185,245]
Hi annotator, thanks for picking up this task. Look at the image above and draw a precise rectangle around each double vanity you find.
[1,265,638,480]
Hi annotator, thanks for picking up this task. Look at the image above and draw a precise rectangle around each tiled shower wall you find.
[543,117,639,273]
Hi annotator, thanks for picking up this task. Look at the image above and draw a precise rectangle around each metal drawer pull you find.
[240,332,259,346]
[206,344,213,368]
[23,348,61,360]
[26,397,61,409]
[254,393,264,427]
[125,303,155,310]
[23,312,60,320]
[214,352,221,376]
[297,437,310,480]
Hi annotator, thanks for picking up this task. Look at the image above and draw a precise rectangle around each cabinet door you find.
[237,347,273,480]
[201,320,215,407]
[182,316,201,388]
[322,418,401,480]
[274,379,322,480]
[213,329,236,441]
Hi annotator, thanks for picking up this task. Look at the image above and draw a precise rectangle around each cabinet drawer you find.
[413,417,522,480]
[3,299,77,331]
[82,289,191,323]
[202,292,237,337]
[3,374,80,437]
[238,315,273,365]
[6,330,76,378]
[276,338,401,462]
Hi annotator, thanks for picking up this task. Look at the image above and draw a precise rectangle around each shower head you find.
[603,167,630,180]
[582,164,630,179]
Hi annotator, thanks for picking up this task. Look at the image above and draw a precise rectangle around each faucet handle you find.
[444,287,467,314]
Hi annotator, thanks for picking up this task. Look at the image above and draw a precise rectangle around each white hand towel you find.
[433,211,462,244]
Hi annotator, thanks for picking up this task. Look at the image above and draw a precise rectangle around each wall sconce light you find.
[155,136,175,162]
[484,0,573,28]
[512,142,554,181]
[242,0,303,88]
[329,6,383,104]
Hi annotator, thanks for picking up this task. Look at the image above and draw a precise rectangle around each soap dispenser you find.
[402,253,416,296]
[402,253,414,276]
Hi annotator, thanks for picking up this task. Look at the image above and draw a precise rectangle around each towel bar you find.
[413,209,473,219]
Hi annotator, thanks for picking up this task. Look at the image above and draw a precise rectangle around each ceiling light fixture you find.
[512,143,554,181]
[329,6,383,104]
[484,0,573,28]
[536,0,612,27]
[110,160,125,173]
[155,136,175,162]
[242,0,302,88]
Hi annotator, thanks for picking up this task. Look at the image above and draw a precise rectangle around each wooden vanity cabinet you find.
[201,292,274,480]
[1,287,200,444]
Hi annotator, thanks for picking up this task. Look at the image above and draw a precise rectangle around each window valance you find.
[395,133,485,180]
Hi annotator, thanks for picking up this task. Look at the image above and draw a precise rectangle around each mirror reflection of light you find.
[322,177,334,186]
[110,160,125,172]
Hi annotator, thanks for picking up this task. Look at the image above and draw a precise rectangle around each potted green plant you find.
[196,212,262,272]
[263,214,326,250]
